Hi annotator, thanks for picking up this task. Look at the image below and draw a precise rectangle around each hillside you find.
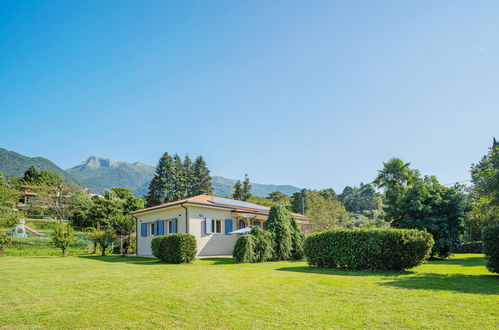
[66,156,155,196]
[66,156,301,197]
[0,148,78,184]
[212,175,301,197]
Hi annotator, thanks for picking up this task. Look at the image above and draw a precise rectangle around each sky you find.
[0,1,498,192]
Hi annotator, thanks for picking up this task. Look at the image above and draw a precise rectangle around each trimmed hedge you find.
[482,225,499,274]
[304,228,434,271]
[233,235,256,263]
[151,234,197,264]
[455,242,482,253]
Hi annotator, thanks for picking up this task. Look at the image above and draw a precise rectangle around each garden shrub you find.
[264,205,292,260]
[0,232,12,255]
[482,225,499,274]
[304,228,434,271]
[151,233,196,264]
[233,235,256,263]
[290,216,305,260]
[250,226,274,262]
[455,242,482,253]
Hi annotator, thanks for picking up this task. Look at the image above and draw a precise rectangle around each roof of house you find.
[130,194,306,219]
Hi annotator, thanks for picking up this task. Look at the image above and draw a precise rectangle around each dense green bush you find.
[264,205,292,260]
[250,227,274,262]
[482,225,499,274]
[233,235,256,263]
[290,217,305,260]
[151,234,197,264]
[455,242,482,253]
[304,228,434,271]
[0,232,12,255]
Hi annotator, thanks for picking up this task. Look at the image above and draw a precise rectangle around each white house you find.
[131,194,309,257]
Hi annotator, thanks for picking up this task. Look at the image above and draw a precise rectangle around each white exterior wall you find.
[135,206,186,256]
[187,206,238,256]
[134,205,239,257]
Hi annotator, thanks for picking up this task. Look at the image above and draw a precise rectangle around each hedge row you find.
[455,242,482,253]
[304,228,434,271]
[482,225,499,274]
[151,234,197,264]
[233,227,275,263]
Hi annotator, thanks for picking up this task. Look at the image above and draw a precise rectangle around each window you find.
[167,220,173,234]
[212,219,222,234]
[150,222,155,236]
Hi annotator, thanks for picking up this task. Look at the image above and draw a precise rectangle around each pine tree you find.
[183,155,194,197]
[146,152,174,206]
[232,180,243,200]
[171,154,187,201]
[192,156,213,195]
[21,165,40,184]
[241,174,252,201]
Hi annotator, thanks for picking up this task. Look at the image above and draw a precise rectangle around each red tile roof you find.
[130,194,306,219]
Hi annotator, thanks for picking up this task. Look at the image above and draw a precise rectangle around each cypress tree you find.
[264,205,293,260]
[192,156,213,195]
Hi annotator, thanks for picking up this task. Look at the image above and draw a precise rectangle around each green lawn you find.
[0,254,497,328]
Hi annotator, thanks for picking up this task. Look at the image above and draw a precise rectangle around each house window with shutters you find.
[149,222,156,236]
[211,219,222,234]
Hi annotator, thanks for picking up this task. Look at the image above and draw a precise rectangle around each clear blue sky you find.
[1,1,498,192]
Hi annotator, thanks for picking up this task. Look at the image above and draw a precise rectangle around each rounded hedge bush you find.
[233,235,256,263]
[304,228,434,271]
[151,233,197,264]
[482,224,499,274]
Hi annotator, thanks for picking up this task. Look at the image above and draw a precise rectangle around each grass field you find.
[0,254,497,328]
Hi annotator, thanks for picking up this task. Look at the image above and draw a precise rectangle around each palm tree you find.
[373,158,418,190]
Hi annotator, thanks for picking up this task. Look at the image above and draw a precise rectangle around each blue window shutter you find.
[157,220,164,235]
[173,218,178,233]
[140,223,147,237]
[225,219,233,234]
[205,218,212,234]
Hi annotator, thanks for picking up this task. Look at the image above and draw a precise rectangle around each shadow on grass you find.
[78,255,164,265]
[276,266,412,277]
[429,256,486,267]
[380,273,499,295]
[199,257,237,265]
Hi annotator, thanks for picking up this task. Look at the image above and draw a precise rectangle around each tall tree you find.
[264,205,293,261]
[183,155,194,197]
[232,180,243,200]
[146,152,174,206]
[267,191,290,204]
[21,165,39,184]
[241,174,252,201]
[171,154,187,201]
[192,156,213,195]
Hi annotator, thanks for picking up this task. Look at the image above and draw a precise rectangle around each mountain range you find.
[0,148,301,197]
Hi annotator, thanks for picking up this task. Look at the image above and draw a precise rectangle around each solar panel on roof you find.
[210,197,270,210]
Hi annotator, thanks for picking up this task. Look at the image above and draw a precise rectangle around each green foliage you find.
[21,165,64,186]
[151,234,197,263]
[0,148,77,185]
[51,224,76,256]
[290,216,305,260]
[267,191,290,204]
[105,187,145,214]
[304,190,351,232]
[146,153,213,207]
[191,156,213,196]
[233,234,256,263]
[455,242,482,253]
[0,232,12,255]
[109,214,136,256]
[304,228,434,270]
[86,227,117,256]
[232,180,243,200]
[88,198,122,228]
[250,226,275,262]
[264,205,293,260]
[471,138,499,207]
[482,224,499,274]
[232,174,252,201]
[338,183,382,217]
